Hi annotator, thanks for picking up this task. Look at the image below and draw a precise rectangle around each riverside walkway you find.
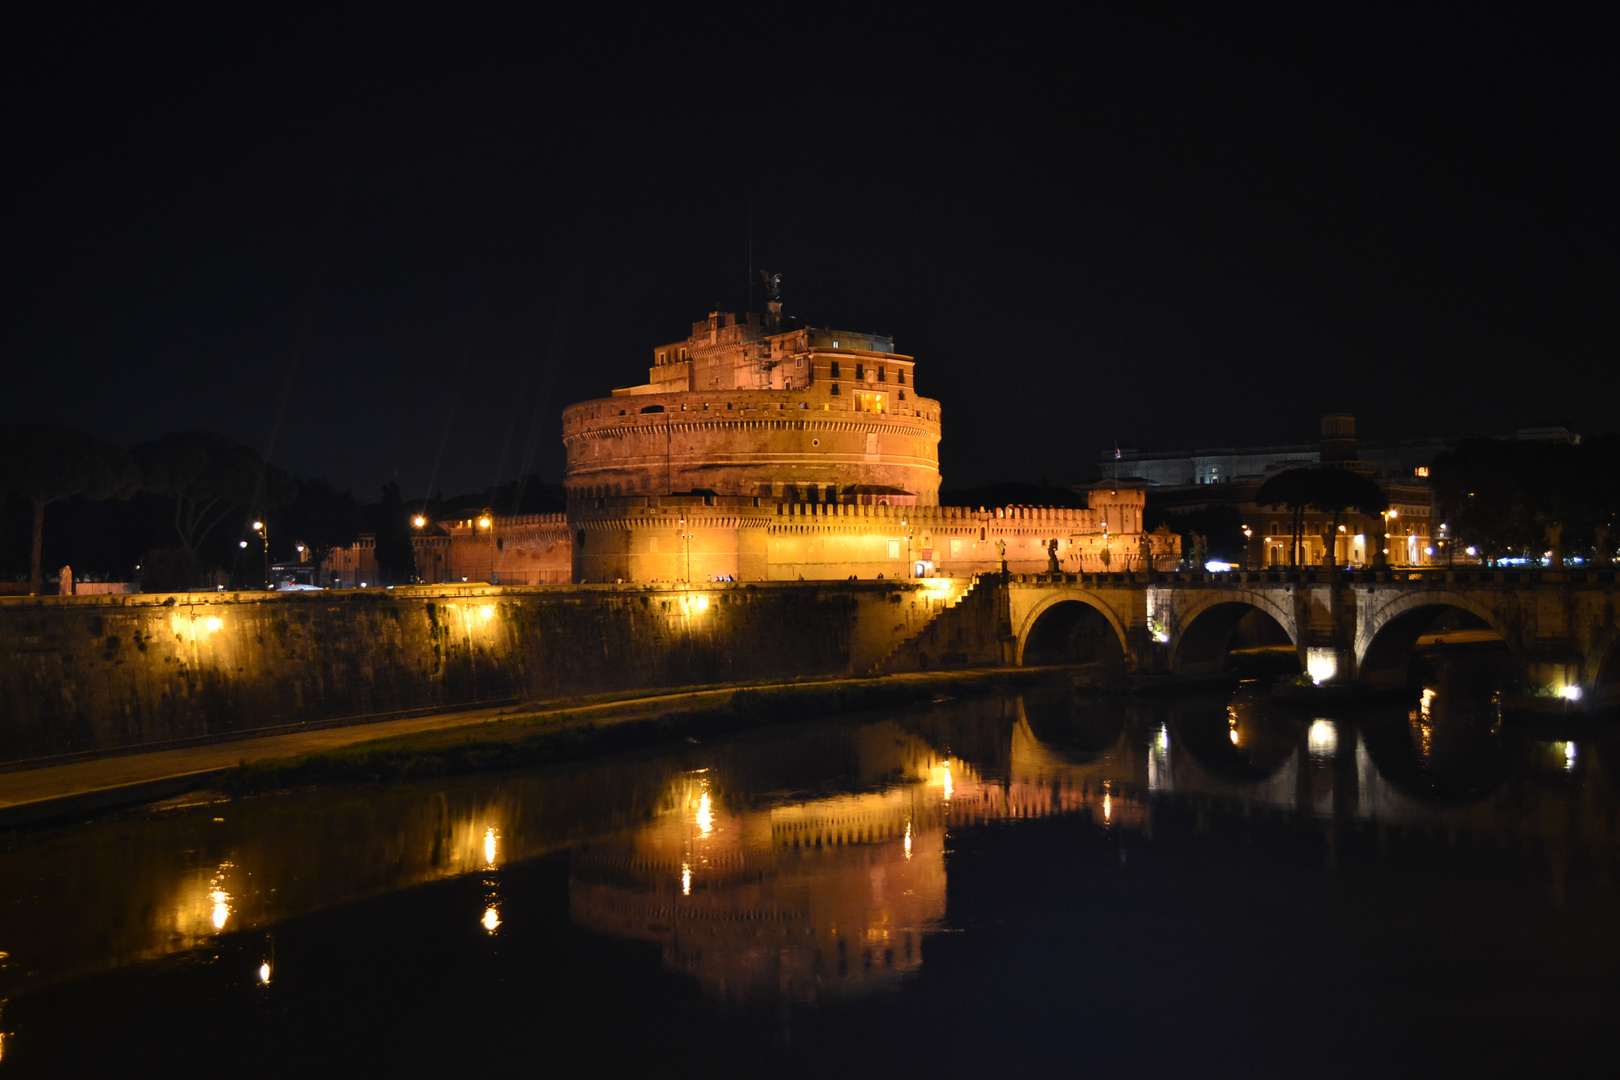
[0,670,1033,826]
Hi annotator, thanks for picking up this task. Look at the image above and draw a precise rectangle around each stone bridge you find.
[995,567,1620,704]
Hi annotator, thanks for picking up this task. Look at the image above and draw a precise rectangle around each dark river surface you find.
[1,670,1616,1076]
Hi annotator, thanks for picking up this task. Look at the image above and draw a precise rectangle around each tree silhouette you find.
[1255,468,1387,567]
[135,431,291,559]
[0,424,139,593]
[279,477,361,579]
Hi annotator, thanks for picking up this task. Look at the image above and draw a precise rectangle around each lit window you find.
[1414,466,1430,477]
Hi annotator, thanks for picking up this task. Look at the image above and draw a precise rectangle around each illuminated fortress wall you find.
[557,308,1175,584]
[0,582,953,762]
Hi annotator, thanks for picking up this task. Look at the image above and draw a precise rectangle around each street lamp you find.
[251,519,268,589]
[678,514,693,582]
[476,510,495,584]
[1241,525,1253,571]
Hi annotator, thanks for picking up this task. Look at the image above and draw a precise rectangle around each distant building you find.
[1095,417,1581,569]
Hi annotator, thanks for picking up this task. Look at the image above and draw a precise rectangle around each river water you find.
[1,674,1615,1076]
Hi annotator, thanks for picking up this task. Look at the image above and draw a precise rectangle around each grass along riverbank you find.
[222,668,1056,795]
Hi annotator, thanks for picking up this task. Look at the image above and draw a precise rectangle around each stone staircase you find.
[870,573,1008,674]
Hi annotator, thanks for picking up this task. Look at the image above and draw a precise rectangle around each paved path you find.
[0,671,1031,826]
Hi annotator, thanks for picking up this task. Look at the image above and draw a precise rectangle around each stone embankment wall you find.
[0,582,960,763]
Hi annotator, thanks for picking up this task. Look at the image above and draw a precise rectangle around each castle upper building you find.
[325,302,1178,586]
[563,309,942,506]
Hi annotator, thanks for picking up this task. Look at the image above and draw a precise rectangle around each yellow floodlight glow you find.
[1306,648,1339,686]
[687,593,710,613]
[211,889,230,930]
[477,516,492,529]
[484,826,498,866]
[204,616,223,633]
[1558,684,1583,702]
[479,605,494,620]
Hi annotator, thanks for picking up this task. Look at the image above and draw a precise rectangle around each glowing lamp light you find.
[239,540,248,549]
[477,516,492,529]
[1565,743,1578,771]
[682,863,692,895]
[482,906,501,933]
[687,594,710,613]
[1204,559,1235,572]
[251,520,264,531]
[479,605,494,620]
[1558,684,1583,702]
[258,962,271,984]
[211,889,230,930]
[696,792,713,837]
[1305,648,1339,687]
[1466,546,1478,557]
[1307,720,1338,757]
[205,616,223,633]
[412,515,427,528]
[483,826,498,866]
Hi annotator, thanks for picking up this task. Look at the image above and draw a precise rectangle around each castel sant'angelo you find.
[364,289,1178,587]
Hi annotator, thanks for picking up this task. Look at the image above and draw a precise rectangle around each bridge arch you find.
[1356,591,1511,689]
[1580,625,1620,707]
[1016,591,1130,667]
[1171,591,1299,678]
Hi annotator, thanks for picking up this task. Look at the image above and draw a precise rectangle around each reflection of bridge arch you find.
[1015,691,1126,763]
[1015,591,1130,667]
[1171,592,1298,677]
[1356,591,1509,688]
[1582,625,1620,700]
[1169,702,1297,784]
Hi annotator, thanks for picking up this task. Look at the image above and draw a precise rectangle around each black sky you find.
[3,7,1613,500]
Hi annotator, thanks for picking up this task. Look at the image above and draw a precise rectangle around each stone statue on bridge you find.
[1138,532,1153,570]
[1047,538,1060,574]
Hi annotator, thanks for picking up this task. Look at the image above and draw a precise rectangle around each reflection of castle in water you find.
[566,707,1152,1006]
[568,730,952,1007]
[4,681,1611,1001]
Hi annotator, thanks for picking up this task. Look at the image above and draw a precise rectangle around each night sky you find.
[4,8,1613,501]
